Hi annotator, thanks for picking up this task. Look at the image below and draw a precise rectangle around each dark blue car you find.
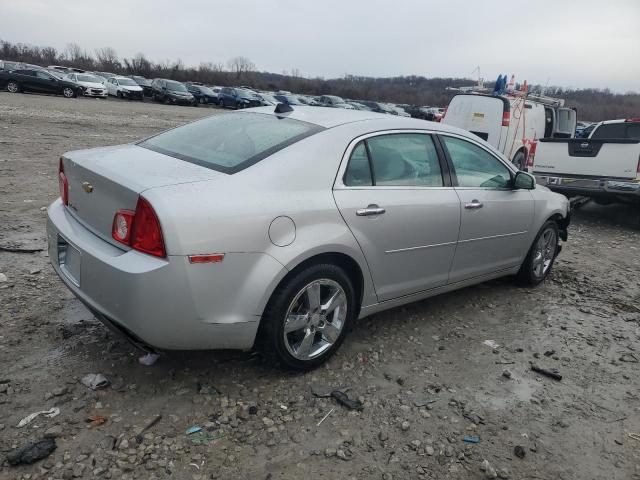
[186,83,218,105]
[274,94,304,106]
[218,87,263,109]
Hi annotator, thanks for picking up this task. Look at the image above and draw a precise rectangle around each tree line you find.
[2,39,638,121]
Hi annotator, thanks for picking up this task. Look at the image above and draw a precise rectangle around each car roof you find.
[243,105,467,132]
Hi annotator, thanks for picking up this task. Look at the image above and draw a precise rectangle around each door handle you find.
[356,204,386,216]
[464,200,483,209]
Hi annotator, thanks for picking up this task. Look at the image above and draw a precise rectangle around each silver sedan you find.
[47,106,570,368]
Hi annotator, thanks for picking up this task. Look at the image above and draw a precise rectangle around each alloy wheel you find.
[7,82,19,93]
[532,227,557,278]
[283,279,347,361]
[63,87,74,98]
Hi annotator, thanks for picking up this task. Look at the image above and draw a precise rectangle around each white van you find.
[442,93,577,170]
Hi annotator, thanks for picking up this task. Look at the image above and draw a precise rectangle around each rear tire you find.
[517,220,559,285]
[7,81,20,93]
[258,264,357,370]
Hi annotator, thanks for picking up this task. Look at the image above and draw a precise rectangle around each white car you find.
[65,73,107,98]
[105,76,144,101]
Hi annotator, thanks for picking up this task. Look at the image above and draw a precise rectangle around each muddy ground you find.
[0,92,639,480]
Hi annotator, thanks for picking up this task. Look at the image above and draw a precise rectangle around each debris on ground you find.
[544,350,556,357]
[463,435,480,443]
[0,273,7,282]
[619,353,638,363]
[483,340,500,349]
[186,426,203,435]
[86,415,107,427]
[138,352,160,366]
[17,407,60,428]
[0,245,44,253]
[81,373,110,390]
[514,445,526,458]
[135,415,162,444]
[6,438,56,466]
[331,390,364,411]
[317,407,335,426]
[480,459,498,478]
[531,365,563,381]
[311,383,335,398]
[502,370,512,379]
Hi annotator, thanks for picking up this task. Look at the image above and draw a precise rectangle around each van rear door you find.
[443,95,505,149]
[554,108,577,138]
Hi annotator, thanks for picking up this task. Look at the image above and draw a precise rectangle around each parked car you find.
[93,71,117,80]
[358,101,396,115]
[218,87,263,109]
[256,92,279,106]
[346,101,372,111]
[388,105,411,117]
[208,86,222,100]
[533,118,640,204]
[48,65,85,74]
[186,83,218,104]
[65,73,108,98]
[47,106,569,369]
[0,68,82,98]
[129,76,153,96]
[297,95,320,106]
[273,94,304,106]
[150,78,196,106]
[317,95,355,109]
[106,76,144,101]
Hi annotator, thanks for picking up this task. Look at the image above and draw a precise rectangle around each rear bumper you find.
[534,174,640,198]
[46,198,287,350]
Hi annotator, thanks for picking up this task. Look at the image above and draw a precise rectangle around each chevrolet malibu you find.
[47,106,570,369]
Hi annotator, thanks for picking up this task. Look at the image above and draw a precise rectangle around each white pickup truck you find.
[532,119,640,204]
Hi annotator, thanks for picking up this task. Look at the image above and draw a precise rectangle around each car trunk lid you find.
[62,144,223,246]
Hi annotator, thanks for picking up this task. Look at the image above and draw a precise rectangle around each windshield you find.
[236,88,258,98]
[260,94,278,103]
[139,112,324,174]
[117,78,138,86]
[166,81,187,92]
[77,74,101,83]
[196,86,214,94]
[283,95,303,105]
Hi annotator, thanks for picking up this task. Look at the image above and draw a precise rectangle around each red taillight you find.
[58,158,69,206]
[111,197,166,258]
[625,118,640,123]
[502,110,510,127]
[527,142,537,168]
[440,106,448,121]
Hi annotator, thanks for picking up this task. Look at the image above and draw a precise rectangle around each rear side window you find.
[344,134,444,187]
[139,112,324,174]
[591,123,640,139]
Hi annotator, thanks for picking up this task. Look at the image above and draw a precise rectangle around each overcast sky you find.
[2,0,638,92]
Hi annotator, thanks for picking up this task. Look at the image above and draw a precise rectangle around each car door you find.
[34,70,59,93]
[441,134,534,282]
[333,132,461,302]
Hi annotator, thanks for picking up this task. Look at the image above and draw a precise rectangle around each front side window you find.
[36,71,52,80]
[442,136,511,188]
[343,134,443,187]
[139,112,324,174]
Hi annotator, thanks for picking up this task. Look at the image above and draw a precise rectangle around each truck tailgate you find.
[533,139,640,179]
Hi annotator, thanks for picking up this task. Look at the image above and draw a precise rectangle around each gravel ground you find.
[1,92,639,480]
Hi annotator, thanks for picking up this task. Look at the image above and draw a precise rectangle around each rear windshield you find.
[591,122,640,140]
[139,112,324,174]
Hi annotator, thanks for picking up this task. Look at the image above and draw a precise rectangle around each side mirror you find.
[513,171,535,190]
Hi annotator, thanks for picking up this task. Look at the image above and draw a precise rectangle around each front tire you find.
[259,264,356,369]
[7,81,20,93]
[62,87,76,98]
[517,221,559,285]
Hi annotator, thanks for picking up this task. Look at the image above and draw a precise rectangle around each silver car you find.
[47,106,570,369]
